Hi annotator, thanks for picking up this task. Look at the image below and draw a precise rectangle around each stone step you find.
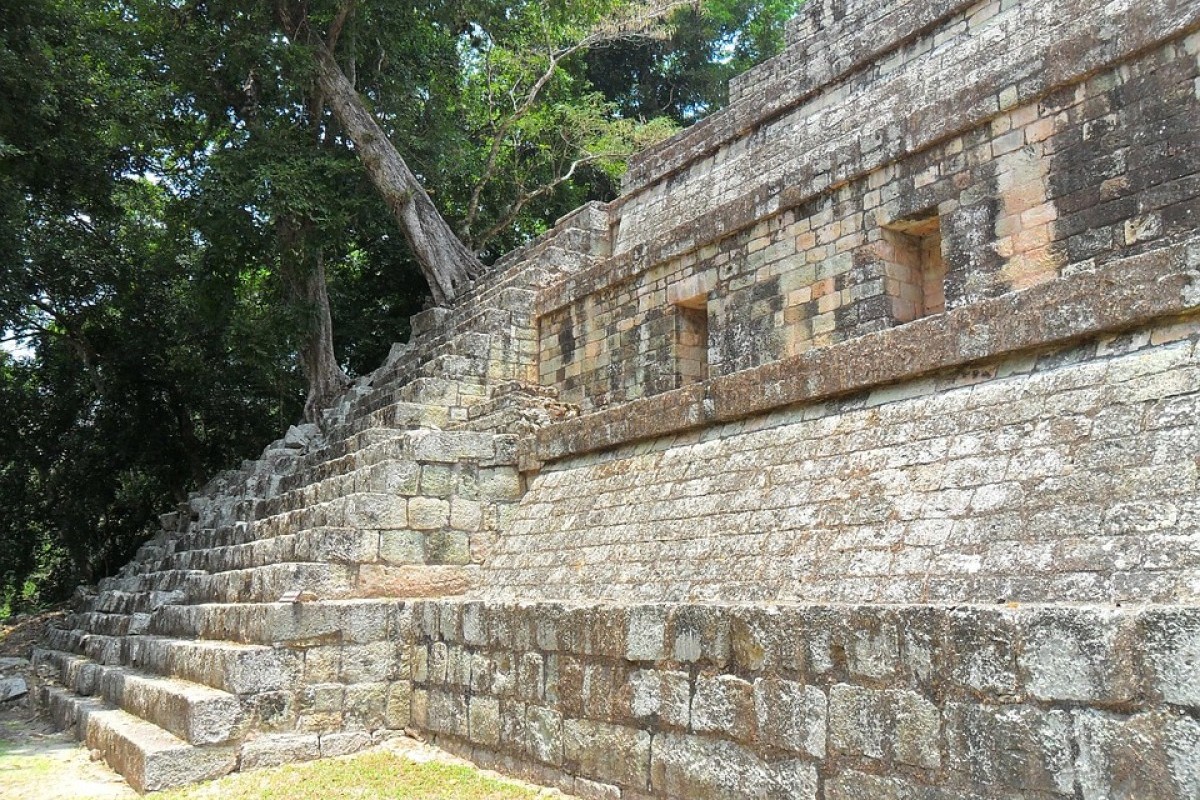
[44,624,86,654]
[148,599,406,646]
[329,401,456,445]
[39,686,238,793]
[97,570,205,596]
[125,636,302,695]
[34,649,247,745]
[188,561,358,605]
[55,632,300,695]
[90,588,187,615]
[66,611,142,638]
[187,521,475,574]
[171,528,383,575]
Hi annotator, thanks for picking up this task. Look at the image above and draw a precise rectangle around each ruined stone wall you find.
[408,600,1200,800]
[450,2,1200,794]
[537,0,1200,412]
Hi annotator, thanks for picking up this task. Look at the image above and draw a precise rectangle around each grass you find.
[156,750,549,800]
[0,739,69,783]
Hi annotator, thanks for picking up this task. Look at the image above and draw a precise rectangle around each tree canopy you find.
[0,0,802,614]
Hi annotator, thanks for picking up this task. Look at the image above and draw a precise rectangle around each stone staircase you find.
[29,328,542,792]
[27,204,605,792]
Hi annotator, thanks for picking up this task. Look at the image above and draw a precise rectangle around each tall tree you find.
[0,0,804,610]
[274,0,694,304]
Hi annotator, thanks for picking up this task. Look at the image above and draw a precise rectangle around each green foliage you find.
[588,0,805,123]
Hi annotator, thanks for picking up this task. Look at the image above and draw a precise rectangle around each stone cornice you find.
[531,237,1200,464]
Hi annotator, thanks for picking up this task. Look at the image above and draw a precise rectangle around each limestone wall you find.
[487,314,1200,605]
[408,599,1200,800]
[537,0,1200,412]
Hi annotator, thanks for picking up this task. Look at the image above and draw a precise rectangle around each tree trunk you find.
[298,250,350,424]
[279,221,351,424]
[307,39,486,306]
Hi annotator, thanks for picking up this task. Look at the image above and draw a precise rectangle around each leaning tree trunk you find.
[307,39,486,306]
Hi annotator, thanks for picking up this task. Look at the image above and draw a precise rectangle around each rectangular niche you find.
[674,294,710,387]
[881,212,947,323]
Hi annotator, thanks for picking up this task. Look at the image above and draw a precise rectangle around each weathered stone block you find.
[356,564,472,598]
[892,690,941,770]
[753,677,826,758]
[420,465,453,497]
[408,497,451,531]
[384,681,411,729]
[339,642,398,683]
[668,604,732,666]
[245,691,296,732]
[692,673,755,741]
[625,606,668,662]
[240,733,320,770]
[728,606,803,673]
[573,777,622,800]
[1074,709,1200,800]
[425,531,471,565]
[563,718,651,789]
[943,702,1075,794]
[828,683,888,761]
[372,461,420,495]
[847,611,900,680]
[629,669,690,729]
[379,531,425,565]
[343,682,388,729]
[461,600,487,646]
[319,730,373,757]
[500,698,528,751]
[1139,608,1200,708]
[469,695,501,747]
[526,705,563,765]
[650,732,817,800]
[409,688,428,729]
[826,770,958,800]
[346,495,407,530]
[451,498,484,532]
[1018,608,1138,704]
[947,607,1019,698]
[517,651,545,702]
[427,688,468,737]
[298,684,343,714]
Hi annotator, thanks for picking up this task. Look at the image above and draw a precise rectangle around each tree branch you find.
[459,1,698,240]
[327,0,357,54]
[471,151,621,250]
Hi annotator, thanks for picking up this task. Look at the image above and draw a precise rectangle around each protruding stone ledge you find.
[532,236,1200,464]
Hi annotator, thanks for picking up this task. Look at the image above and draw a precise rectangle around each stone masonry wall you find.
[488,315,1200,605]
[407,599,1200,800]
[537,0,1200,412]
[33,0,1200,796]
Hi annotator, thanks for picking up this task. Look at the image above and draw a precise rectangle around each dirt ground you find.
[0,704,138,800]
[0,610,66,658]
[0,608,135,799]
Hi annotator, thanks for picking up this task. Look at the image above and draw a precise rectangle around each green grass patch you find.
[158,750,547,800]
[0,745,61,781]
